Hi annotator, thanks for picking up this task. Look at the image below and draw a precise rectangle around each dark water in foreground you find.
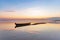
[0,22,60,40]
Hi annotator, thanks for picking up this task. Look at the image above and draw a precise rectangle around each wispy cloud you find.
[4,10,16,12]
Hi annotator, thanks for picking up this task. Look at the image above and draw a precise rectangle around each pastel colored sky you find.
[0,0,60,19]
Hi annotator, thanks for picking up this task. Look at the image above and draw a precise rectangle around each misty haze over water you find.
[0,22,60,40]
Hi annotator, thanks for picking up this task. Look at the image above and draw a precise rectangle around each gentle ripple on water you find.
[0,23,60,40]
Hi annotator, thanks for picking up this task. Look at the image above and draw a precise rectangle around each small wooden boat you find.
[15,22,46,28]
[15,23,31,28]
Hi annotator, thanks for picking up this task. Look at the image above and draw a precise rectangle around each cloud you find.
[4,10,16,12]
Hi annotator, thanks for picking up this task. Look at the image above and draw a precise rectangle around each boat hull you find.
[15,23,31,28]
[15,22,46,28]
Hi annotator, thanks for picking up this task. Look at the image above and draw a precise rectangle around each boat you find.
[15,22,46,28]
[15,23,31,28]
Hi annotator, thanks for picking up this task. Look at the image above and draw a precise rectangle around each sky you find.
[0,0,60,19]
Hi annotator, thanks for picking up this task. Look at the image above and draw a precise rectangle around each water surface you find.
[0,22,60,40]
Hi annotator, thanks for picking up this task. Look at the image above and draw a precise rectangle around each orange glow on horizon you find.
[0,15,59,19]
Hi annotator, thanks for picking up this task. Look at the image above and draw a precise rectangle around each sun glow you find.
[17,7,49,18]
[0,7,57,19]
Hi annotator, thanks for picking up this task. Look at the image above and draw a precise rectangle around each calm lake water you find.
[0,22,60,40]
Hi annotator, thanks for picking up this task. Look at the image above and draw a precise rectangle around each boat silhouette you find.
[15,22,46,28]
[15,23,31,28]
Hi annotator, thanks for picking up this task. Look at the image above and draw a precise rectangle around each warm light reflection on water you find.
[0,22,60,40]
[0,22,60,32]
[0,22,15,30]
[15,23,60,33]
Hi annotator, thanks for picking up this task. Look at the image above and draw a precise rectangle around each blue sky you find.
[0,0,60,10]
[0,0,60,18]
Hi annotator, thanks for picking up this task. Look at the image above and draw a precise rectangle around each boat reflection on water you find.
[15,22,46,28]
